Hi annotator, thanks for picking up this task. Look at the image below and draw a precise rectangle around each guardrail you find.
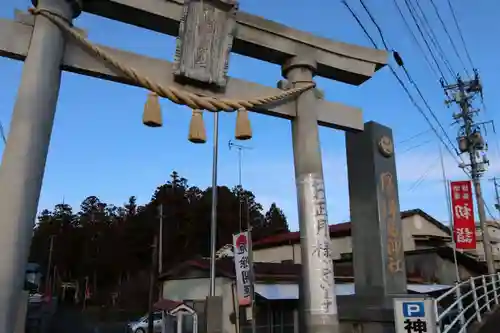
[435,273,500,333]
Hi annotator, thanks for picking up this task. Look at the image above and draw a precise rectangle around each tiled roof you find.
[253,209,451,249]
[154,299,183,311]
[253,222,351,249]
[159,254,444,283]
[159,256,435,283]
[160,257,355,282]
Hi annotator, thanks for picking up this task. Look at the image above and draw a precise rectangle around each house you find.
[158,208,490,333]
[158,257,463,333]
[470,222,500,264]
[251,209,453,264]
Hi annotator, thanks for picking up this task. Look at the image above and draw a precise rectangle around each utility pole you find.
[45,235,55,295]
[228,140,253,231]
[158,204,164,287]
[157,203,165,333]
[148,236,158,333]
[490,177,500,216]
[444,70,495,274]
[228,140,256,333]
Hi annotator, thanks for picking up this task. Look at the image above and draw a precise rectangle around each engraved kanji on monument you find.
[173,0,238,88]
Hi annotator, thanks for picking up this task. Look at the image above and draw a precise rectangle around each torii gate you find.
[0,0,388,332]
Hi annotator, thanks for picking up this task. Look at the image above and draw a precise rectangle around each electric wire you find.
[410,0,460,76]
[428,0,470,75]
[342,0,469,176]
[446,0,475,70]
[353,0,460,159]
[408,159,440,192]
[398,64,460,156]
[353,1,496,226]
[400,139,433,155]
[398,129,432,145]
[490,121,500,168]
[0,120,6,145]
[342,2,378,48]
[391,0,443,82]
[485,201,498,222]
[402,0,455,79]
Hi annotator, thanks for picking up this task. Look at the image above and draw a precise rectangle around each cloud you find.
[396,150,500,183]
[240,146,500,230]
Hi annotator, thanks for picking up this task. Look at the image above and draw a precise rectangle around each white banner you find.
[233,231,252,306]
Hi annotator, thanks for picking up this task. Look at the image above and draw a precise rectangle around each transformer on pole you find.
[444,70,496,273]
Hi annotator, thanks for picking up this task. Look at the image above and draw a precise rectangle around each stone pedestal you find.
[343,121,416,332]
[14,291,28,333]
[337,295,427,333]
[205,296,223,333]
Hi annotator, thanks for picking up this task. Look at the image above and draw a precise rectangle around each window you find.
[153,312,163,321]
[184,300,194,309]
[182,314,194,333]
[169,315,178,332]
[272,306,282,333]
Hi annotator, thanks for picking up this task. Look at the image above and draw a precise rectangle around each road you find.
[478,311,500,333]
[47,306,129,333]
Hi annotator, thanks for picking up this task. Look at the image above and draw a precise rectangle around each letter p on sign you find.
[402,302,425,317]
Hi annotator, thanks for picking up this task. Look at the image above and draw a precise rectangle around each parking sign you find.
[394,298,436,333]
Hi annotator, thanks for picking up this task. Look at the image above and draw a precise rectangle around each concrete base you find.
[337,294,424,333]
[14,291,29,333]
[205,296,223,333]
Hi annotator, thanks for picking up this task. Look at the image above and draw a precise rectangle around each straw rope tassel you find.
[235,108,252,140]
[143,92,163,127]
[188,109,207,144]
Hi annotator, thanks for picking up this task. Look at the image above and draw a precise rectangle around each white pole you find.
[438,144,461,282]
[158,204,164,276]
[439,143,465,326]
[209,112,219,296]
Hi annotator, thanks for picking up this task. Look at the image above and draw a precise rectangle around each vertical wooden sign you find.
[173,0,238,88]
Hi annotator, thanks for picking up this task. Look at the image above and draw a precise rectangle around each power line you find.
[398,64,459,155]
[428,0,470,75]
[0,120,6,145]
[400,138,434,155]
[391,0,442,81]
[398,129,432,144]
[342,2,378,48]
[341,0,462,169]
[402,0,455,78]
[356,0,391,50]
[352,0,460,160]
[446,0,475,70]
[410,0,458,76]
[408,158,440,192]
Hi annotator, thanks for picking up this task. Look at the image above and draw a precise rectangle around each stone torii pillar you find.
[0,1,388,332]
[0,0,81,331]
[283,57,339,333]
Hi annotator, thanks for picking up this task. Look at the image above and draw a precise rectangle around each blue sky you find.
[0,0,499,230]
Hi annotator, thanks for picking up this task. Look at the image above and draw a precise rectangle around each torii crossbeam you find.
[0,1,388,332]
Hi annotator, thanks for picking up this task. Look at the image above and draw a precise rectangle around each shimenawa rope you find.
[28,8,315,113]
[28,7,315,142]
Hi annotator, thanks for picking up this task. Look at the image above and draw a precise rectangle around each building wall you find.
[405,252,474,284]
[403,215,450,251]
[434,256,475,284]
[252,245,296,263]
[466,224,500,266]
[162,277,236,333]
[253,214,448,263]
[253,237,347,264]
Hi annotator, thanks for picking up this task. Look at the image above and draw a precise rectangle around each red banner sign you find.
[450,180,476,249]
